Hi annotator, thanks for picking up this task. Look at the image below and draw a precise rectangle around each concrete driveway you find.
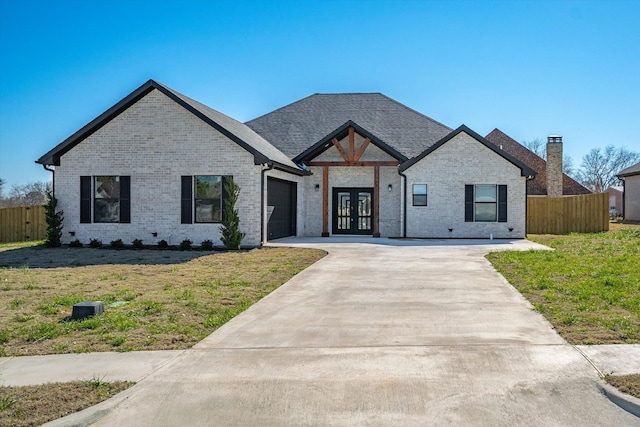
[50,238,639,426]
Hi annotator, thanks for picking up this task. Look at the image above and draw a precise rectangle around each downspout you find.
[398,168,407,238]
[260,162,274,246]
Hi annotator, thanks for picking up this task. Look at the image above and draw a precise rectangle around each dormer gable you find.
[293,121,407,167]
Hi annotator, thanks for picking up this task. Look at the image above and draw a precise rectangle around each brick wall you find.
[403,132,527,238]
[624,175,640,221]
[55,89,263,247]
[546,140,563,197]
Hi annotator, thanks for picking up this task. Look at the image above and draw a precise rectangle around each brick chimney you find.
[546,135,563,197]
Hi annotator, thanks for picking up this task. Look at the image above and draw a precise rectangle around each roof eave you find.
[272,161,310,176]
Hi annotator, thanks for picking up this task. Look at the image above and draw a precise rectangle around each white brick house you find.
[37,80,536,246]
[617,162,640,222]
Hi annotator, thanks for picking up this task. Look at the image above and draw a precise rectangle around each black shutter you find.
[465,185,474,222]
[80,176,91,223]
[498,185,507,222]
[181,176,193,224]
[221,176,232,222]
[119,176,130,223]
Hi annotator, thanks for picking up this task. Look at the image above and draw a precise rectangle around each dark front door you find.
[332,188,373,235]
[267,178,297,240]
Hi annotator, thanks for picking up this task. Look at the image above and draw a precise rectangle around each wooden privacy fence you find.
[0,206,47,243]
[527,193,609,234]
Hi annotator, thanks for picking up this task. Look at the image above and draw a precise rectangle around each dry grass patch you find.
[0,379,132,427]
[0,244,325,356]
[487,223,640,345]
[605,374,640,399]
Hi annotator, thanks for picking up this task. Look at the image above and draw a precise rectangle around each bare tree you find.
[0,177,4,199]
[522,138,546,159]
[0,181,51,207]
[563,155,575,178]
[575,146,640,192]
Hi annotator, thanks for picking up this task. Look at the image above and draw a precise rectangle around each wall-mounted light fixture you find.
[315,184,320,191]
[69,231,75,236]
[509,227,514,232]
[152,232,158,237]
[388,184,393,192]
[448,228,453,232]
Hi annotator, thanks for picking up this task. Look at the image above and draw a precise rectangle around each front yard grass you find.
[488,224,640,400]
[487,223,640,345]
[0,379,132,427]
[0,243,325,356]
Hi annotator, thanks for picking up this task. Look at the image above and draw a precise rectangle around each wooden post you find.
[322,166,329,237]
[373,166,380,237]
[348,126,355,161]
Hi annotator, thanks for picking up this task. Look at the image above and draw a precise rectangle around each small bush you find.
[110,239,124,249]
[89,239,103,248]
[201,239,214,250]
[69,239,83,248]
[179,239,192,251]
[45,190,64,247]
[157,240,168,249]
[132,239,144,249]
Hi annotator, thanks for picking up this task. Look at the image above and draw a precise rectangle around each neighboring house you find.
[605,186,624,217]
[617,162,640,222]
[485,129,591,196]
[36,80,536,246]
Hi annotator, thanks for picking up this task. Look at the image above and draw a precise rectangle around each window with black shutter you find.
[80,176,92,223]
[181,176,193,224]
[465,184,507,223]
[80,176,130,223]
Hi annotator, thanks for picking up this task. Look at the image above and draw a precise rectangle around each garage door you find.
[267,178,297,240]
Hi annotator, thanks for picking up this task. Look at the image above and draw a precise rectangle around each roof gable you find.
[400,125,537,177]
[36,80,305,175]
[617,161,640,177]
[485,128,591,195]
[293,121,407,164]
[246,93,452,159]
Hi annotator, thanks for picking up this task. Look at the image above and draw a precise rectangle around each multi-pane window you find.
[181,175,229,224]
[94,176,120,223]
[412,184,427,206]
[474,184,497,222]
[80,176,130,224]
[465,184,507,223]
[195,175,223,223]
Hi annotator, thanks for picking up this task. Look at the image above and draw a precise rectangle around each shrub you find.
[110,239,124,249]
[157,239,168,249]
[200,239,214,250]
[220,177,245,250]
[89,239,103,248]
[179,239,192,251]
[44,190,64,247]
[69,239,83,248]
[132,239,144,249]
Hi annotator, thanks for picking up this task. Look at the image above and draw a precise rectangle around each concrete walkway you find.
[2,237,637,425]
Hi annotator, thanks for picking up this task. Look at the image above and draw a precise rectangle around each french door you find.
[332,188,374,235]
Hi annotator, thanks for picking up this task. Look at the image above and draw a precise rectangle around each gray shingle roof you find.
[37,80,304,175]
[245,93,452,159]
[156,82,301,172]
[617,161,640,177]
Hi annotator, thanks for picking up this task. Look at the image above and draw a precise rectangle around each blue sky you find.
[1,0,639,190]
